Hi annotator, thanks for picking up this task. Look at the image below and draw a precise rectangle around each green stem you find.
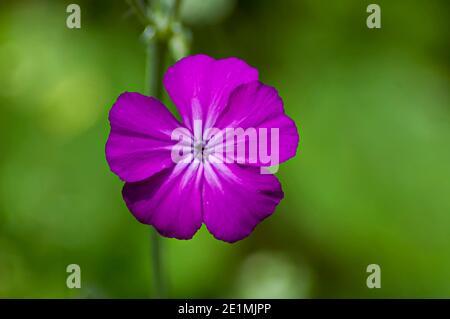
[128,0,185,299]
[145,38,167,98]
[146,37,169,298]
[150,227,166,298]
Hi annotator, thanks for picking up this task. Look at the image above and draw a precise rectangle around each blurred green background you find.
[0,0,449,298]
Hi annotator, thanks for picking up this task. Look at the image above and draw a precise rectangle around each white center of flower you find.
[193,139,211,162]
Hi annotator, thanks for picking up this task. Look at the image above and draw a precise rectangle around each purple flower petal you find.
[123,162,203,239]
[106,92,184,182]
[163,54,258,131]
[202,163,284,243]
[214,81,299,166]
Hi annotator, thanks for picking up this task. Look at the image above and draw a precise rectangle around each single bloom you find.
[105,54,299,243]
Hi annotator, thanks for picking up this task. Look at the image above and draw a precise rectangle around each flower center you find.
[193,140,208,161]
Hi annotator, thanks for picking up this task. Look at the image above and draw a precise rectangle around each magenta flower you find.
[105,54,299,243]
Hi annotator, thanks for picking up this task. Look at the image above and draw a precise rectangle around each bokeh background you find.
[0,0,449,298]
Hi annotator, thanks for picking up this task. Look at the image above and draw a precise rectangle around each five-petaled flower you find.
[105,54,299,243]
